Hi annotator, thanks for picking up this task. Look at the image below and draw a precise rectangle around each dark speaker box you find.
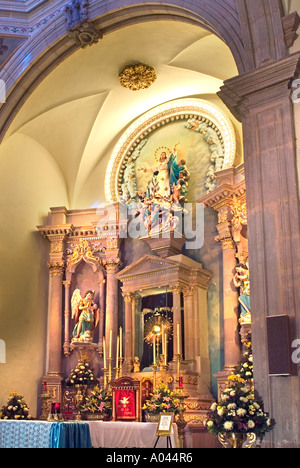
[266,315,292,376]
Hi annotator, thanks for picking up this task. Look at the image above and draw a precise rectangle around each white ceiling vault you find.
[4,20,240,209]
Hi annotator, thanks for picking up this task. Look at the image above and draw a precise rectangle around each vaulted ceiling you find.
[3,20,240,209]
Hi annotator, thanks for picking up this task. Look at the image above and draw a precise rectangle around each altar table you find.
[87,421,178,448]
[0,420,92,448]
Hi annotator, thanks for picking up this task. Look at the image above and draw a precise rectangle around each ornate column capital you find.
[48,261,65,278]
[122,292,134,303]
[103,258,121,274]
[169,284,182,295]
[218,52,300,121]
[183,286,194,297]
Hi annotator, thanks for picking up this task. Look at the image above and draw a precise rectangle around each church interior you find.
[0,0,299,449]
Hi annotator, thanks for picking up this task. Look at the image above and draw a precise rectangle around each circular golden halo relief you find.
[104,98,237,204]
[119,63,157,91]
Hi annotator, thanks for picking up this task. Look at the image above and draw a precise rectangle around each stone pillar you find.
[183,286,196,363]
[98,279,106,354]
[104,260,119,363]
[170,285,182,358]
[63,280,71,357]
[218,52,300,447]
[47,262,64,375]
[123,292,134,372]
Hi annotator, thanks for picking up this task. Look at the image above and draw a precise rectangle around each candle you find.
[179,377,183,388]
[116,335,119,368]
[177,322,181,355]
[43,381,47,392]
[164,331,167,365]
[153,334,156,365]
[103,337,106,368]
[109,329,112,358]
[119,327,122,359]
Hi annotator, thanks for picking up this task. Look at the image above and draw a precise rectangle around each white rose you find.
[237,408,247,417]
[207,421,214,428]
[210,403,217,411]
[248,420,255,429]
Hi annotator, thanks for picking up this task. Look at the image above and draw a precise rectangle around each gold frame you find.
[156,412,174,437]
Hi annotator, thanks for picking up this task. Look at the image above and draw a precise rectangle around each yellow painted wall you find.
[0,133,68,416]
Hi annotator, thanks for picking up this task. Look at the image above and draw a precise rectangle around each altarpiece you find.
[37,98,250,437]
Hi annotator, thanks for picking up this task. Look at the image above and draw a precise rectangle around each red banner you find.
[115,389,136,420]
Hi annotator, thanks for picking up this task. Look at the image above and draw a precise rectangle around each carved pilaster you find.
[218,54,300,443]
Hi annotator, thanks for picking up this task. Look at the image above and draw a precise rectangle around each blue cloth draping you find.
[50,422,92,448]
[0,420,92,448]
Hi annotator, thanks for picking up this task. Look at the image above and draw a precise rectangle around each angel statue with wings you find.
[71,289,99,343]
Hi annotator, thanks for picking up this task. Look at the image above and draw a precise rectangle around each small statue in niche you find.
[133,356,140,373]
[71,289,99,342]
[233,263,251,325]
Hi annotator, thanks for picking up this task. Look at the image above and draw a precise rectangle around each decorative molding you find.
[65,0,88,30]
[218,52,300,121]
[67,20,102,48]
[105,98,236,204]
[66,237,102,272]
[119,63,157,91]
[282,11,300,48]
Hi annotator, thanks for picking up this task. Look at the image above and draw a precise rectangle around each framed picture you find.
[156,412,174,437]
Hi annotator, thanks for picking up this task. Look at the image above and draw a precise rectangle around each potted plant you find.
[143,383,180,422]
[205,341,275,448]
[81,385,112,420]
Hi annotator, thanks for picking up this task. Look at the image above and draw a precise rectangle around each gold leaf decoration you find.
[119,63,157,91]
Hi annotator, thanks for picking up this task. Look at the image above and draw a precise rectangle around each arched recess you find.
[0,1,247,143]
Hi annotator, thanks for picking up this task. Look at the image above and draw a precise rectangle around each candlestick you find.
[164,330,167,365]
[109,329,112,359]
[119,327,122,359]
[177,322,180,355]
[116,335,119,368]
[153,334,156,365]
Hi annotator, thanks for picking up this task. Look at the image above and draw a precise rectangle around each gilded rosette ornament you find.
[119,63,157,91]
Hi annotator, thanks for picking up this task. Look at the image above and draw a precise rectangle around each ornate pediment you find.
[117,254,178,280]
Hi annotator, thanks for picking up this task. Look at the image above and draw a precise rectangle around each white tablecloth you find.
[87,421,178,448]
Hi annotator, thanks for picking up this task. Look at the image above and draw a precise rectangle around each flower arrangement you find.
[0,391,33,420]
[205,375,275,437]
[143,383,179,414]
[82,385,111,416]
[66,358,94,386]
[205,340,275,440]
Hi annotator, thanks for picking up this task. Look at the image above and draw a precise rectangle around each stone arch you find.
[0,0,252,143]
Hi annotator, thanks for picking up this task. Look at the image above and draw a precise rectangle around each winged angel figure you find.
[71,289,99,343]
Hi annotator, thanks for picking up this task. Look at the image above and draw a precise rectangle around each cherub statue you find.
[71,289,99,342]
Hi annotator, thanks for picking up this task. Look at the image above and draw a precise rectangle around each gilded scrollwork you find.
[119,63,157,91]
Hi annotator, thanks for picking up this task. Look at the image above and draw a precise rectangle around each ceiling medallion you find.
[119,63,157,91]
